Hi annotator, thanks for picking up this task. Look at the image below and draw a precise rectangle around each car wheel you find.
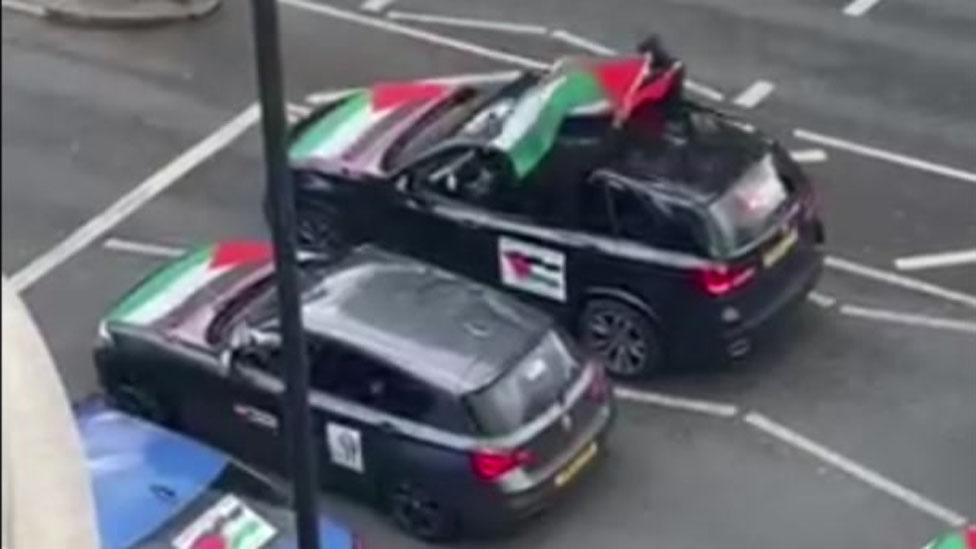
[296,205,348,253]
[111,385,171,425]
[580,299,664,379]
[388,480,456,542]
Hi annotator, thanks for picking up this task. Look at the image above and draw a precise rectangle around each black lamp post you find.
[248,2,320,548]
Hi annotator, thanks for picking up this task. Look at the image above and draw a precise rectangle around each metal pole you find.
[248,2,320,548]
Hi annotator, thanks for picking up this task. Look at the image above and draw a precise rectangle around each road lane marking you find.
[839,304,976,335]
[387,10,549,35]
[825,255,976,309]
[794,129,976,185]
[103,238,186,259]
[614,386,738,418]
[683,79,726,102]
[9,104,260,292]
[807,291,837,308]
[790,149,829,163]
[744,412,967,527]
[279,0,549,70]
[305,70,521,105]
[360,0,393,13]
[2,0,45,16]
[550,29,617,55]
[732,80,775,109]
[895,249,976,272]
[843,0,883,17]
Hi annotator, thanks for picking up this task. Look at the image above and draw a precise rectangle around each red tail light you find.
[697,264,756,297]
[587,362,610,401]
[470,449,535,482]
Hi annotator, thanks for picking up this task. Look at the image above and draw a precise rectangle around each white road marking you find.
[895,249,976,272]
[1,0,46,16]
[807,291,838,308]
[825,255,976,309]
[684,79,726,102]
[103,238,186,259]
[790,149,829,163]
[744,412,968,527]
[279,0,549,70]
[387,10,549,35]
[614,386,739,418]
[794,129,976,185]
[550,29,616,56]
[843,0,883,17]
[732,79,775,109]
[9,104,260,292]
[304,70,521,105]
[360,0,393,13]
[839,304,976,335]
[287,102,312,117]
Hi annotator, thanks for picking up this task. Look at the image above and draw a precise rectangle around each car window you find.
[606,185,706,254]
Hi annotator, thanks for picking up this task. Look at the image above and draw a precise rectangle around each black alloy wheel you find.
[580,299,663,378]
[389,481,455,542]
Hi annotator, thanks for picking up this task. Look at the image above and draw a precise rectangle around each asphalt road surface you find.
[2,0,974,547]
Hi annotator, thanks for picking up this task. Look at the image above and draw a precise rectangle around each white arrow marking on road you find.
[794,129,976,185]
[790,149,829,163]
[839,304,976,335]
[744,412,967,527]
[894,249,976,272]
[732,80,775,109]
[614,387,738,418]
[103,238,186,259]
[825,255,976,309]
[9,104,260,292]
[843,0,883,17]
[387,11,549,35]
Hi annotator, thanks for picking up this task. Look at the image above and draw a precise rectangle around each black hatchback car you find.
[94,241,614,541]
[281,53,824,378]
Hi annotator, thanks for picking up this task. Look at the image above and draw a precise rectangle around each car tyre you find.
[579,298,664,379]
[388,480,457,542]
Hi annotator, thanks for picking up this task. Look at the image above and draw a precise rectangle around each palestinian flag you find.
[926,526,976,549]
[109,241,271,326]
[492,56,684,178]
[289,81,452,162]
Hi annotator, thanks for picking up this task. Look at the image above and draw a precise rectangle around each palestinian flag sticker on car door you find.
[499,236,566,302]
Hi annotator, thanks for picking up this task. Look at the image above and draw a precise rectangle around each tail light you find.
[587,361,610,401]
[470,448,535,482]
[697,264,756,297]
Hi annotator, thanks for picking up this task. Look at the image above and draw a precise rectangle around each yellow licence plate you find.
[763,228,798,267]
[554,442,598,488]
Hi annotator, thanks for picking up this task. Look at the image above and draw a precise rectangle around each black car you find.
[282,53,825,378]
[94,241,614,541]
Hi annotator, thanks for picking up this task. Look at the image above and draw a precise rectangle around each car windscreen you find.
[130,463,296,548]
[467,331,584,436]
[707,154,790,257]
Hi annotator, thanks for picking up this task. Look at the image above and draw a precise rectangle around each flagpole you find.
[248,2,320,548]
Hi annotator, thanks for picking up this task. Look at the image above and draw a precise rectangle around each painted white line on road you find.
[807,291,838,308]
[825,255,976,309]
[9,104,260,293]
[843,0,883,17]
[684,79,726,102]
[744,412,967,527]
[280,0,549,70]
[287,102,312,117]
[387,10,549,35]
[794,129,976,185]
[1,0,46,16]
[103,238,186,259]
[732,80,775,109]
[305,70,521,105]
[790,149,829,164]
[360,0,393,13]
[614,386,738,418]
[895,249,976,272]
[839,304,976,335]
[550,29,616,56]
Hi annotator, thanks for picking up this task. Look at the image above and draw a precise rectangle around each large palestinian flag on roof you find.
[289,81,452,162]
[926,526,976,549]
[491,56,682,178]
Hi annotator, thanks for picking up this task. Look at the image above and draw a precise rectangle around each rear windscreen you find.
[708,154,789,256]
[468,332,583,436]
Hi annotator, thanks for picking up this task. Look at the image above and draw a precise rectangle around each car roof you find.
[75,400,228,549]
[302,246,551,395]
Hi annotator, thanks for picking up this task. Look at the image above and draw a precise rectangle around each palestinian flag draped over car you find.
[925,526,976,549]
[491,55,684,178]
